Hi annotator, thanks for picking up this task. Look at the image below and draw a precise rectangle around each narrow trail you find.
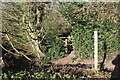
[53,51,115,71]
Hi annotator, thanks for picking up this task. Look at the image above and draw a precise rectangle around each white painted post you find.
[94,31,98,69]
[65,38,68,53]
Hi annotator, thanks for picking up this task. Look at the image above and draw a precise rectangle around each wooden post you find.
[64,38,68,53]
[94,31,98,69]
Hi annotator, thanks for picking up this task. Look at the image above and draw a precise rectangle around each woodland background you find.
[1,2,120,79]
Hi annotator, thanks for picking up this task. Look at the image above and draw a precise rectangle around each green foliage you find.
[41,28,66,62]
[60,2,118,59]
[46,37,65,58]
[2,2,119,79]
[2,71,74,79]
[2,69,111,79]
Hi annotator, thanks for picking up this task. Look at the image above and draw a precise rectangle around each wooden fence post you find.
[94,31,98,69]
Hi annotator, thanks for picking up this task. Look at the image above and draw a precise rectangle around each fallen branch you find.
[4,34,32,61]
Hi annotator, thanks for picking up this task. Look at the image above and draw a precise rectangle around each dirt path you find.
[53,51,76,65]
[53,51,115,70]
